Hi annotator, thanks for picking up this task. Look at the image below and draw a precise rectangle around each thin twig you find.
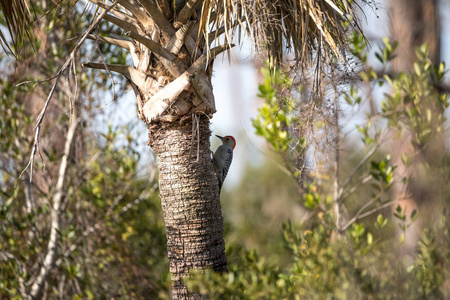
[18,0,119,183]
[339,174,373,204]
[240,119,292,178]
[18,76,62,183]
[15,73,60,87]
[341,198,402,232]
[336,141,381,204]
[94,26,117,102]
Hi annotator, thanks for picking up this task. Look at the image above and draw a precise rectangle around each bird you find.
[213,135,236,192]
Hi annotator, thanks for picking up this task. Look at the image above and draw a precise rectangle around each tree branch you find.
[337,142,381,204]
[84,33,132,50]
[339,175,373,204]
[344,68,450,93]
[19,0,118,182]
[82,62,159,95]
[29,118,79,299]
[341,198,401,232]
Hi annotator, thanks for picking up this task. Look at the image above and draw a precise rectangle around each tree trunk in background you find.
[389,0,440,72]
[388,0,440,254]
[148,115,228,299]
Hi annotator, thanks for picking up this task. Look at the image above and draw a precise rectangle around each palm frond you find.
[198,0,368,64]
[0,0,85,58]
[0,0,32,57]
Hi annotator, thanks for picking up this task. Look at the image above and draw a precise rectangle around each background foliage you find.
[0,1,169,298]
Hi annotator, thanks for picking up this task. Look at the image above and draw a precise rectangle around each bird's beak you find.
[215,135,224,140]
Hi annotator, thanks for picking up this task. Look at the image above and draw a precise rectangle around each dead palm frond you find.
[0,0,33,57]
[196,0,367,65]
[0,0,83,58]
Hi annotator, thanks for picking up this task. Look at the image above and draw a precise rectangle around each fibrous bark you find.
[148,115,227,299]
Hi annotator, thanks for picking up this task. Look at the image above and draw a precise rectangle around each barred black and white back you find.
[213,135,236,192]
[217,148,233,190]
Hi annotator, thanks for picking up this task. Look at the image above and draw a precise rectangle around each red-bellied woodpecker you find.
[213,135,236,192]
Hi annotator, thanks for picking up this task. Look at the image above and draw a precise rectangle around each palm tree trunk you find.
[148,114,228,299]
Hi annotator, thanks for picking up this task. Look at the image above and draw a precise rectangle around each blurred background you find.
[1,0,449,298]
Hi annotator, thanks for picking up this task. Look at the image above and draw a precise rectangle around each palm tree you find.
[1,0,366,298]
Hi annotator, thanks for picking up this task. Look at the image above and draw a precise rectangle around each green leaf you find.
[414,63,421,76]
[375,52,384,63]
[304,193,315,209]
[367,232,373,245]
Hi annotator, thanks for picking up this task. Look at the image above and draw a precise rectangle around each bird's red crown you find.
[224,135,236,150]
